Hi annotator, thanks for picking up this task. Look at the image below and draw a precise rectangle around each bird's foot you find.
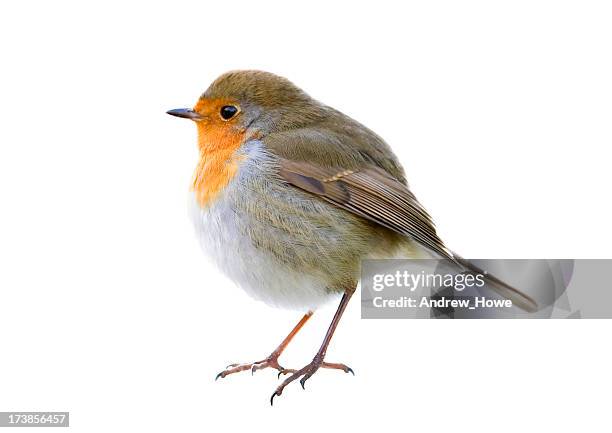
[270,355,354,405]
[215,353,285,380]
[277,361,354,377]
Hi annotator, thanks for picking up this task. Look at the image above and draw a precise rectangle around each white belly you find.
[189,186,337,312]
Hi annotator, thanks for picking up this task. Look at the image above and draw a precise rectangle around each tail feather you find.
[453,255,538,313]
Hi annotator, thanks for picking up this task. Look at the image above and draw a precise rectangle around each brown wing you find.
[278,158,455,262]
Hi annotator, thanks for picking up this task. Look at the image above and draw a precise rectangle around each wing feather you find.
[278,158,454,261]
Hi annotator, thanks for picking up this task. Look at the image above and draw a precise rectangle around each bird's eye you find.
[220,105,239,120]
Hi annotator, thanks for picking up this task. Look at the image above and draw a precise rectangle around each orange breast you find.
[191,123,246,208]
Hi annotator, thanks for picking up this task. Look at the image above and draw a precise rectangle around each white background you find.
[1,1,611,432]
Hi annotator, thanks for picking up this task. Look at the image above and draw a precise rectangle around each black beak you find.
[166,108,203,120]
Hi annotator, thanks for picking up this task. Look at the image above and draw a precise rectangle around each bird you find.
[167,70,536,405]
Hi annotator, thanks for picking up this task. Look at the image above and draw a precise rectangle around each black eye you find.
[220,105,238,120]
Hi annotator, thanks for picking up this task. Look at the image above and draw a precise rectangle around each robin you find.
[167,70,536,405]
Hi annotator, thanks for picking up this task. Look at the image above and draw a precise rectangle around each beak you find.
[166,108,203,120]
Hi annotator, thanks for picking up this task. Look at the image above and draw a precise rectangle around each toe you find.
[277,368,296,378]
[321,361,354,375]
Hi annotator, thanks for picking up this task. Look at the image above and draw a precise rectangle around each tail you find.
[453,254,538,313]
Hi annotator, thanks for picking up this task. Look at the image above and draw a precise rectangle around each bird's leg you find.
[215,311,313,380]
[271,289,355,405]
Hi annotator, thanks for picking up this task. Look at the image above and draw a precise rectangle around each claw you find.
[270,391,279,406]
[215,372,224,381]
[300,377,307,390]
[277,368,293,378]
[347,367,355,375]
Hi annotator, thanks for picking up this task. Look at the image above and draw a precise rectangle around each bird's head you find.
[167,70,326,152]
